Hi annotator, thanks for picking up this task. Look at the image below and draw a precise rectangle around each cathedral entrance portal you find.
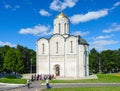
[54,65,60,76]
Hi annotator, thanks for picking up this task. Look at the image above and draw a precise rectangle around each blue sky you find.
[0,0,120,51]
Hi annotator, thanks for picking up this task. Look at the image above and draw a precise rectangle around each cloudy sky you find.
[0,0,120,51]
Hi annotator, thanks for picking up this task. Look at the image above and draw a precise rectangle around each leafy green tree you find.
[0,45,11,72]
[3,48,24,73]
[17,45,36,73]
[4,48,16,72]
[17,45,31,73]
[100,50,118,73]
[89,48,99,73]
[0,49,3,72]
[0,45,36,74]
[15,49,24,73]
[116,48,120,71]
[29,49,36,73]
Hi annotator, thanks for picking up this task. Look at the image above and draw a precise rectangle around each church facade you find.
[36,13,89,78]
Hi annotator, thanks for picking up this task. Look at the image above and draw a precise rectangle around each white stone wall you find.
[50,56,64,76]
[50,35,65,55]
[65,36,78,77]
[78,45,89,77]
[37,55,49,74]
[66,36,77,54]
[65,54,77,77]
[49,35,65,76]
[37,38,49,74]
[79,45,85,77]
[37,38,49,55]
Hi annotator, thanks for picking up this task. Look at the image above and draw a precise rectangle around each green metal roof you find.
[78,38,89,45]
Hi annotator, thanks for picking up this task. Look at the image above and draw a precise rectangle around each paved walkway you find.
[1,81,120,91]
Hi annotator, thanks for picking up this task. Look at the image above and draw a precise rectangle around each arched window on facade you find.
[70,41,73,53]
[42,43,44,54]
[56,42,58,53]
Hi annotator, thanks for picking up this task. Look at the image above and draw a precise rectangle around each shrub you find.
[5,75,17,79]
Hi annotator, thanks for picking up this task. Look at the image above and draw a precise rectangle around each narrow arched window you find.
[42,43,44,54]
[64,23,66,34]
[70,41,73,53]
[59,23,61,33]
[56,42,58,53]
[67,23,69,34]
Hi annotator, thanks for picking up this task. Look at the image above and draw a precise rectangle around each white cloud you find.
[90,39,119,51]
[19,24,52,36]
[90,34,117,51]
[111,1,120,10]
[50,0,78,11]
[73,31,89,36]
[94,34,114,40]
[0,41,16,47]
[91,40,118,47]
[113,1,120,7]
[70,1,120,24]
[70,9,108,24]
[5,4,12,9]
[39,9,51,16]
[4,4,20,10]
[103,23,120,33]
[14,5,20,10]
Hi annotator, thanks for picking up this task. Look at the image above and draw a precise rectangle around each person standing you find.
[46,78,51,89]
[27,79,30,88]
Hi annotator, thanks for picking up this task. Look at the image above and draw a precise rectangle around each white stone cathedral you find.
[36,12,89,78]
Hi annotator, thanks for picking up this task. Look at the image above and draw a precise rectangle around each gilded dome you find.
[55,12,68,19]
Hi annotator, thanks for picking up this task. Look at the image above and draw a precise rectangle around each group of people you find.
[27,73,55,89]
[31,74,55,81]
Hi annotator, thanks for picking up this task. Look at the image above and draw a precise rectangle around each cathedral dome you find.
[55,12,68,19]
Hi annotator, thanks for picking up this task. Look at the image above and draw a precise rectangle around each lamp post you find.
[99,56,102,73]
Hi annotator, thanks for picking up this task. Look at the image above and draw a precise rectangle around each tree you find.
[0,49,3,72]
[17,45,30,73]
[17,45,36,73]
[0,45,11,72]
[15,49,24,73]
[0,45,36,74]
[29,49,36,73]
[89,48,99,73]
[116,48,120,71]
[100,50,118,73]
[3,48,24,73]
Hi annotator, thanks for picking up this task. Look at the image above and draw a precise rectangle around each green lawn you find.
[0,78,26,84]
[0,73,120,84]
[50,74,120,83]
[41,74,120,91]
[42,87,120,91]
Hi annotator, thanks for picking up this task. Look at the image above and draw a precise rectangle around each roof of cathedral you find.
[55,12,68,19]
[78,38,89,45]
[37,34,89,45]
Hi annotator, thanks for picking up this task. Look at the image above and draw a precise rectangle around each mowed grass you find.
[50,74,120,83]
[0,78,26,84]
[42,87,120,91]
[42,74,120,91]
